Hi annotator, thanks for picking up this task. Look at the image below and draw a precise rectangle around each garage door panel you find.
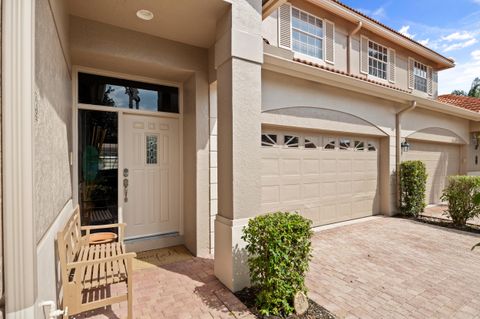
[262,185,280,204]
[302,183,321,199]
[404,141,460,204]
[261,130,380,227]
[282,159,301,175]
[262,158,280,175]
[303,159,320,174]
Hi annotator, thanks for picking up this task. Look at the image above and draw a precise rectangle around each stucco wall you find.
[70,16,211,257]
[261,69,470,215]
[262,0,439,98]
[35,0,72,317]
[34,0,72,243]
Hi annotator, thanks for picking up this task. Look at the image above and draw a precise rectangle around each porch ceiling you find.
[67,0,229,48]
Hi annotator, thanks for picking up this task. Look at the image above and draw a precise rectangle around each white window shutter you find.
[324,19,335,64]
[388,48,396,83]
[408,58,415,89]
[427,66,433,95]
[278,3,292,49]
[360,36,369,74]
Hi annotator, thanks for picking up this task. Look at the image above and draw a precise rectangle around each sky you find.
[341,0,480,94]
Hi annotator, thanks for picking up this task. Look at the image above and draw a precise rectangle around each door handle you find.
[123,178,129,202]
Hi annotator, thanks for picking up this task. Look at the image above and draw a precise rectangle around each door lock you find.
[123,168,129,177]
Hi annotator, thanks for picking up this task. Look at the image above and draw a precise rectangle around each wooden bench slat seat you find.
[78,242,128,289]
[57,206,135,318]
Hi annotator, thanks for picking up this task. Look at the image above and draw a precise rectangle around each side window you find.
[305,137,317,149]
[354,140,365,151]
[284,135,299,148]
[368,41,388,80]
[261,134,277,147]
[339,138,351,150]
[291,8,323,60]
[323,137,336,150]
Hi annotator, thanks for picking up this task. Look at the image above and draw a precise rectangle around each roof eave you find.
[305,0,455,70]
[262,0,287,19]
[263,53,478,120]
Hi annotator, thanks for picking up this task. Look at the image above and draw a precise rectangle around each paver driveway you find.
[308,217,480,319]
[76,217,480,319]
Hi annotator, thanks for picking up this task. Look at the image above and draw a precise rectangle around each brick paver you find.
[308,217,480,319]
[73,258,254,319]
[77,217,480,319]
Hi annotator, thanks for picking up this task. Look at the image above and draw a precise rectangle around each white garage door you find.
[404,141,460,205]
[261,131,380,227]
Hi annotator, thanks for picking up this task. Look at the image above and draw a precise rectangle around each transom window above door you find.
[78,72,179,113]
[368,40,388,80]
[292,8,323,59]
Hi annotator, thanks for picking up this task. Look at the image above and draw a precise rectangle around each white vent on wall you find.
[278,3,292,49]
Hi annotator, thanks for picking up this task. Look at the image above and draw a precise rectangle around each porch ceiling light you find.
[136,9,154,21]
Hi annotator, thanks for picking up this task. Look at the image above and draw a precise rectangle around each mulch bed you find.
[234,287,336,319]
[398,214,480,235]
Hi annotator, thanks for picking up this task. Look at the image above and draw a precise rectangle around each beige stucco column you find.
[214,0,263,292]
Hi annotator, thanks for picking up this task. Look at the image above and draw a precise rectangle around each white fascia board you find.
[263,53,480,120]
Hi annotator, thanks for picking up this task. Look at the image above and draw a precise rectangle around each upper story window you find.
[368,40,388,80]
[292,8,323,59]
[78,72,179,113]
[414,61,428,93]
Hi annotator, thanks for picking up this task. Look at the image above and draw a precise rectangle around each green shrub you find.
[241,212,313,316]
[400,160,428,217]
[441,176,480,226]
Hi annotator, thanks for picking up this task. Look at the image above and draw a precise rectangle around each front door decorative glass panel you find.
[146,135,158,164]
[78,72,179,113]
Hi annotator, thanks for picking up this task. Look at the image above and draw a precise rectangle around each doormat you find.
[133,245,193,270]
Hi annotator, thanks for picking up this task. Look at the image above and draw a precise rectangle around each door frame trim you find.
[72,65,184,236]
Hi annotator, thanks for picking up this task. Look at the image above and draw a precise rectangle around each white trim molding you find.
[2,0,37,317]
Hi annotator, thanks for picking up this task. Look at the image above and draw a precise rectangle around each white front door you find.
[123,114,180,239]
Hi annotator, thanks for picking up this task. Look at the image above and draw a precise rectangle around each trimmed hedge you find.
[242,212,313,316]
[441,176,480,226]
[400,160,428,217]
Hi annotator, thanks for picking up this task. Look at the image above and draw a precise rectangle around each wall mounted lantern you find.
[472,132,480,150]
[401,140,410,153]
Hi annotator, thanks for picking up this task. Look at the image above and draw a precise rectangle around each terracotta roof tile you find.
[292,57,411,93]
[437,94,480,112]
[328,0,454,65]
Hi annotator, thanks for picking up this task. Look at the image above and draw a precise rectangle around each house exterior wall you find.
[261,69,470,215]
[209,82,218,253]
[34,0,73,316]
[69,16,211,257]
[262,0,440,98]
[34,0,72,244]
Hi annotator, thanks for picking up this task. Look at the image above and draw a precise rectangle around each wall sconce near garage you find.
[472,132,480,150]
[401,140,410,153]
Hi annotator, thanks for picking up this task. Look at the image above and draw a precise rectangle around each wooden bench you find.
[57,206,136,318]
